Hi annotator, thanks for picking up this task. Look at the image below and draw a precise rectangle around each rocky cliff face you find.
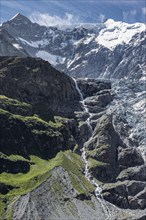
[0,56,145,219]
[0,56,81,117]
[75,78,146,212]
[0,14,146,220]
[0,28,28,57]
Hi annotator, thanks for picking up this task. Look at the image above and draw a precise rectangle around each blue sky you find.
[1,0,146,25]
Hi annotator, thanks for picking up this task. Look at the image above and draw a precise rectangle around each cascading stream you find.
[73,78,112,220]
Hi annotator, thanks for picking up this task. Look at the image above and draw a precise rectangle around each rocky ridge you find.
[0,28,28,57]
[75,79,146,212]
[0,13,145,220]
[0,57,145,219]
[1,13,146,80]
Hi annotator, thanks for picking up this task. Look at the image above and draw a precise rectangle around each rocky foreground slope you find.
[0,57,146,219]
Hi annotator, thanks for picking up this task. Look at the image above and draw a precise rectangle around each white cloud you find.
[123,9,137,23]
[142,7,146,15]
[98,13,106,22]
[29,11,106,27]
[29,12,80,27]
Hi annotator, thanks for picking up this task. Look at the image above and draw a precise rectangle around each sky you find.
[0,0,146,25]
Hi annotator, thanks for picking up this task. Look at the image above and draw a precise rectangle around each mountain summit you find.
[8,12,32,24]
[0,11,146,220]
[2,13,145,80]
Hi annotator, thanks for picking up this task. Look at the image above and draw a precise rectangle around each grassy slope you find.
[0,95,94,219]
[0,151,94,219]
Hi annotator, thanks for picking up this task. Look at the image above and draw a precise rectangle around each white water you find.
[73,78,112,220]
[73,78,93,132]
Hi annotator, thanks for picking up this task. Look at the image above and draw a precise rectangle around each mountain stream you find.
[73,78,112,220]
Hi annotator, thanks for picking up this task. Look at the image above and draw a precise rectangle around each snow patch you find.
[9,13,20,21]
[83,35,95,44]
[18,37,49,48]
[13,43,23,50]
[97,19,145,50]
[36,50,64,65]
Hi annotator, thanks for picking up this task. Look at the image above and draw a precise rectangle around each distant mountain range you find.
[1,13,146,80]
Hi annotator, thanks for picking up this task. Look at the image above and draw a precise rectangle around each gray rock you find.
[117,165,146,182]
[118,147,144,170]
[0,28,28,57]
[12,167,107,220]
[0,56,82,117]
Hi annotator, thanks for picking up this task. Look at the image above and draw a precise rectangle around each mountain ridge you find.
[2,13,145,80]
[0,13,146,220]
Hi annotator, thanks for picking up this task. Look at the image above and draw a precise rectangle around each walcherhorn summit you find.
[0,6,146,220]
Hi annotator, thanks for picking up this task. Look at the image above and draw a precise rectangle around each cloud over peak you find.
[29,12,80,27]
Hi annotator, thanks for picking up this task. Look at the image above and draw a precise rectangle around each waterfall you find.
[73,78,93,132]
[73,78,112,220]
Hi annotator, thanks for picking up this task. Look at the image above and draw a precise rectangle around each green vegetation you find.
[59,151,94,194]
[0,95,64,131]
[73,144,79,153]
[0,95,31,116]
[0,94,95,218]
[87,144,109,158]
[0,153,29,162]
[0,105,65,158]
[0,151,94,219]
[0,199,7,220]
[88,157,107,169]
[54,115,69,122]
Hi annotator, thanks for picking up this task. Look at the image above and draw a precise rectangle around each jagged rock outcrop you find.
[2,13,47,41]
[73,78,146,212]
[0,55,145,218]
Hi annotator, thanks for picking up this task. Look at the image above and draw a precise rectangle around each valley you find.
[0,13,146,220]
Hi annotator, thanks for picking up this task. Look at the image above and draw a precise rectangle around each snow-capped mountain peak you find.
[97,19,146,50]
[1,13,146,81]
[9,12,30,21]
[8,12,32,26]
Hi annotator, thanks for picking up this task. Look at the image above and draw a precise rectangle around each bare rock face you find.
[0,56,82,117]
[0,28,28,57]
[76,78,111,98]
[2,13,47,41]
[12,166,146,220]
[86,115,120,182]
[12,167,107,220]
[118,147,144,171]
[76,78,146,211]
[0,54,145,218]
